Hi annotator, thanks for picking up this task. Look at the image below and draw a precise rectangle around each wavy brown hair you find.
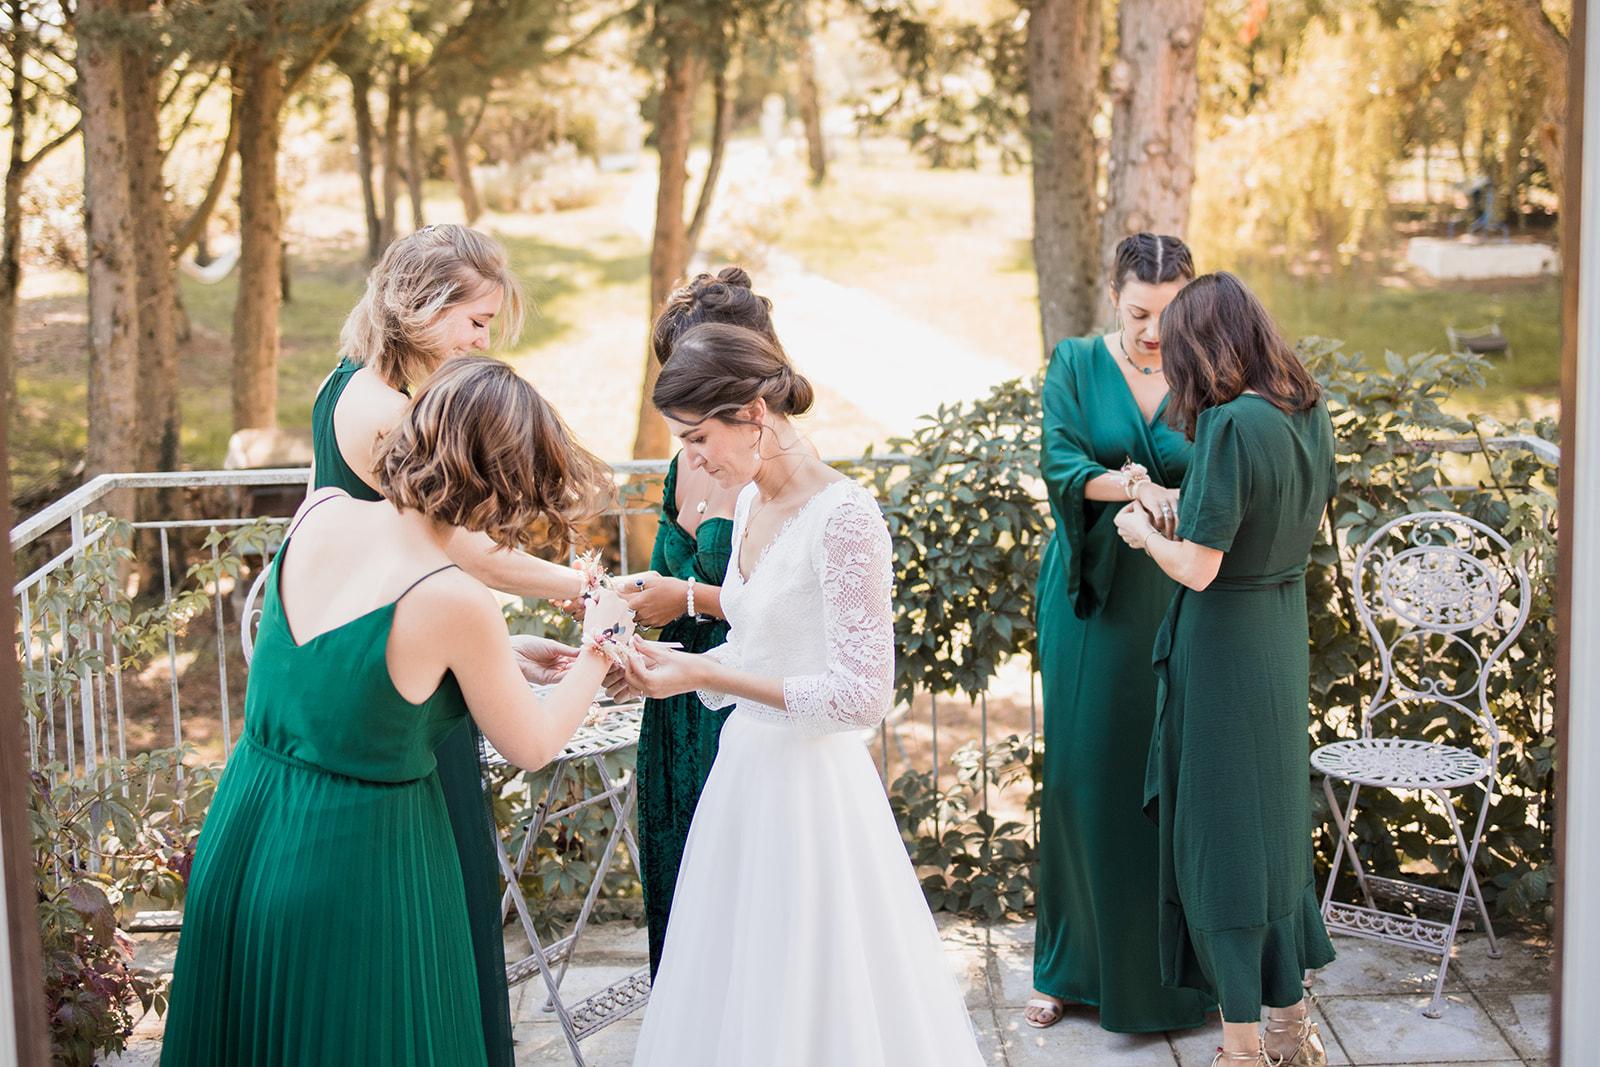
[339,224,527,391]
[1160,272,1321,440]
[375,357,612,551]
[651,266,781,365]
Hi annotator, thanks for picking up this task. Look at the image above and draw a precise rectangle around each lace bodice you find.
[698,479,896,736]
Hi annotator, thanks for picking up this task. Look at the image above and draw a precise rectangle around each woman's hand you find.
[509,634,579,685]
[618,571,688,628]
[1133,481,1180,538]
[1114,502,1157,551]
[620,641,704,700]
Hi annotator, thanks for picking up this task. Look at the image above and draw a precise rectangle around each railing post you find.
[71,508,96,774]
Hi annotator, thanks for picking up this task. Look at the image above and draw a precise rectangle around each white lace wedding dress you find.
[633,479,984,1067]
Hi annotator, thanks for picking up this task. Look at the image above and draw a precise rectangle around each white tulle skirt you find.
[632,712,985,1067]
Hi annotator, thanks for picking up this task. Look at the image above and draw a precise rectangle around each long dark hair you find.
[651,323,814,428]
[651,266,781,365]
[1160,272,1321,439]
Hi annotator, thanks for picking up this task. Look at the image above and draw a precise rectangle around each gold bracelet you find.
[1143,529,1162,553]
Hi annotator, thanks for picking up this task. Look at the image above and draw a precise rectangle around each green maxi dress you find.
[1144,395,1339,1023]
[161,525,487,1065]
[637,455,734,976]
[305,358,514,1065]
[1034,335,1214,1033]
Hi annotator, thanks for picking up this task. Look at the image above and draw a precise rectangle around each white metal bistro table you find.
[484,699,648,1065]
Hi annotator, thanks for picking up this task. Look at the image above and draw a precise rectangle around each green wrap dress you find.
[304,357,513,1065]
[1145,395,1339,1023]
[637,454,735,976]
[161,521,487,1065]
[1033,335,1213,1033]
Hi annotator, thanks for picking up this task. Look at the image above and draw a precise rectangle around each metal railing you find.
[10,433,1561,860]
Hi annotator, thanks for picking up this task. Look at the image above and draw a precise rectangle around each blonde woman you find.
[309,226,594,1065]
[163,358,621,1065]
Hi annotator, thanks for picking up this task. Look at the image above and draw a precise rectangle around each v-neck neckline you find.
[732,481,843,585]
[1099,334,1169,428]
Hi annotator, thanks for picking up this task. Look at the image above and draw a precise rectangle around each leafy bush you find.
[872,341,1559,923]
[31,750,215,1066]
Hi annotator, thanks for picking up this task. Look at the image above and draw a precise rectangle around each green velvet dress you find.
[636,455,734,976]
[1033,335,1214,1033]
[1144,395,1339,1023]
[161,537,486,1065]
[306,358,513,1066]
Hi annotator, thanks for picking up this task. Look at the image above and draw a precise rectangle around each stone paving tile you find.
[1166,1002,1350,1067]
[992,1012,1178,1066]
[1453,935,1554,994]
[512,964,649,1025]
[970,1010,1012,1066]
[1474,989,1552,1062]
[1310,934,1466,997]
[944,935,993,1011]
[1316,992,1518,1064]
[514,1019,642,1066]
[990,930,1041,1008]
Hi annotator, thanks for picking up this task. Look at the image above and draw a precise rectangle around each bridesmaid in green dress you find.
[162,358,621,1065]
[1029,234,1213,1034]
[309,225,592,1067]
[1114,273,1336,1067]
[618,268,781,975]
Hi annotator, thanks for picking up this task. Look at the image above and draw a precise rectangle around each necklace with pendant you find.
[695,499,708,516]
[1118,332,1160,376]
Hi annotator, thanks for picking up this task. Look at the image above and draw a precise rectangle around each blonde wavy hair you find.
[374,357,613,552]
[339,225,527,391]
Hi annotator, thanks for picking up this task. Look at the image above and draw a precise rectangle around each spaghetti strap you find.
[395,564,460,604]
[286,489,348,541]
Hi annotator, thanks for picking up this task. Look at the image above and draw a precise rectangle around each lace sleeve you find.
[781,493,896,733]
[695,639,740,711]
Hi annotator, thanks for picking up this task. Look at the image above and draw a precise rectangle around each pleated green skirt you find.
[159,734,489,1066]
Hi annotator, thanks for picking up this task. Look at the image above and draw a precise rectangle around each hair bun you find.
[715,266,754,290]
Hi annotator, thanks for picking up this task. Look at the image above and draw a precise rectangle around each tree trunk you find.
[686,63,732,258]
[404,68,425,231]
[380,63,402,248]
[1025,0,1103,352]
[124,11,180,473]
[2,2,28,417]
[1503,0,1567,205]
[445,110,482,224]
[77,0,142,480]
[1098,0,1204,296]
[633,49,703,466]
[350,65,383,261]
[231,37,284,432]
[796,7,827,186]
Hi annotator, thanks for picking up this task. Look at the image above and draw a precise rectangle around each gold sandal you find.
[1264,1013,1328,1067]
[1211,1045,1270,1067]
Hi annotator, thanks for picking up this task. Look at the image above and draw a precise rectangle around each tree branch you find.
[162,59,227,155]
[171,86,239,259]
[19,117,79,176]
[283,0,372,95]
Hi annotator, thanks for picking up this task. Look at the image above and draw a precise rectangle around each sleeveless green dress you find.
[307,358,513,1065]
[161,529,487,1064]
[637,455,734,975]
[1144,395,1339,1022]
[1033,336,1213,1032]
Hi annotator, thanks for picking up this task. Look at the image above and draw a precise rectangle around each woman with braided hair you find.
[1028,233,1216,1034]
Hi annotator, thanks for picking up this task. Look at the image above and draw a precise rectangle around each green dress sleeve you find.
[1176,407,1252,553]
[1040,338,1114,618]
[648,455,680,574]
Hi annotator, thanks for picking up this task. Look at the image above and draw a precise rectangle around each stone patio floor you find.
[109,918,1552,1066]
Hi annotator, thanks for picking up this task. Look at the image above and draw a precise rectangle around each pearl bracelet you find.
[686,575,697,618]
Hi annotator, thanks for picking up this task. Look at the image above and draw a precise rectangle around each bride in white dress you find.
[623,322,984,1067]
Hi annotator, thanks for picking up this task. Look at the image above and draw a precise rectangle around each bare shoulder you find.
[339,369,410,435]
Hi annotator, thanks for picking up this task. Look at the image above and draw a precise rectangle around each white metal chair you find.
[240,565,272,665]
[1311,511,1531,1017]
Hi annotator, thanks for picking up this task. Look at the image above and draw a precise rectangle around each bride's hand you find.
[1132,482,1180,538]
[621,641,703,700]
